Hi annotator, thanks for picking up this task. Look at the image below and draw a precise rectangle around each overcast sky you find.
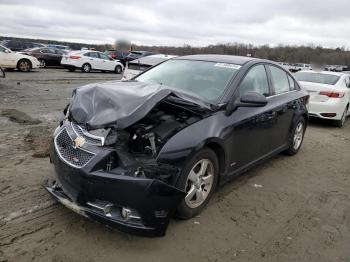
[0,0,349,47]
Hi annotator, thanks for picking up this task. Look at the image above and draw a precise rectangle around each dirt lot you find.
[0,69,349,262]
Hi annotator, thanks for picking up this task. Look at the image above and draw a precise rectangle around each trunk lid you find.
[299,81,336,102]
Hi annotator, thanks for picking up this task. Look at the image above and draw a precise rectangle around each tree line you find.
[133,43,350,66]
[1,36,350,66]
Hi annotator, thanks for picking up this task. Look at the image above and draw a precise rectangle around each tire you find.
[81,63,91,73]
[0,67,5,78]
[334,106,348,128]
[176,148,219,219]
[38,59,46,68]
[115,65,122,74]
[285,118,306,156]
[67,67,76,72]
[17,59,32,72]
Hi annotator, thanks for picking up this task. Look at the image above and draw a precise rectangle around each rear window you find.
[295,72,340,85]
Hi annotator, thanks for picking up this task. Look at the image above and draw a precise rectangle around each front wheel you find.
[38,59,46,68]
[176,148,219,219]
[17,59,32,72]
[115,65,122,74]
[285,118,305,155]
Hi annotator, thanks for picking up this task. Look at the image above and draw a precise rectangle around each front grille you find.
[54,128,95,168]
[71,122,104,146]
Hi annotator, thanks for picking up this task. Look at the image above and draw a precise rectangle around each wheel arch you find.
[204,141,226,178]
[17,58,32,68]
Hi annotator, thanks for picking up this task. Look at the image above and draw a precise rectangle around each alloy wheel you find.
[293,122,304,150]
[19,61,30,72]
[39,59,46,68]
[185,159,214,209]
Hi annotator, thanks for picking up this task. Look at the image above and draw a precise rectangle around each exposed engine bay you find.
[125,100,202,156]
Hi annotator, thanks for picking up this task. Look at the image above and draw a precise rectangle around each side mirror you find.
[4,49,11,54]
[226,91,268,115]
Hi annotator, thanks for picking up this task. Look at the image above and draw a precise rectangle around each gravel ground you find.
[0,69,349,262]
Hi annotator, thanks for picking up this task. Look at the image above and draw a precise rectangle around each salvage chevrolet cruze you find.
[46,55,309,236]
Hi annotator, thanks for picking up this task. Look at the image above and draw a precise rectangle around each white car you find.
[61,50,124,73]
[295,71,350,127]
[122,54,177,80]
[0,44,40,72]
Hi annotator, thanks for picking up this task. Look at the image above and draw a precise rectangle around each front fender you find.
[157,111,229,168]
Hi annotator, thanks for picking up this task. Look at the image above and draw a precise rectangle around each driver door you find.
[0,46,14,68]
[227,64,277,173]
[98,53,115,71]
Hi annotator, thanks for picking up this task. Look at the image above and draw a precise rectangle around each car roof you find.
[297,70,346,76]
[173,54,258,65]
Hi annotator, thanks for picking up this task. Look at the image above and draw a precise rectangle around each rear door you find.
[0,46,15,68]
[84,52,100,69]
[266,65,297,151]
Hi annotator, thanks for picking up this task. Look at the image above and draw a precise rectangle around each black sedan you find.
[21,47,66,67]
[46,55,309,236]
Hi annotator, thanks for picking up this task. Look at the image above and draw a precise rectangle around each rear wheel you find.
[176,148,219,219]
[334,106,348,127]
[285,118,305,155]
[81,63,91,73]
[17,59,32,72]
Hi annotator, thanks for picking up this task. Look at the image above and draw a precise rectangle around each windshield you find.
[295,72,340,85]
[135,59,240,103]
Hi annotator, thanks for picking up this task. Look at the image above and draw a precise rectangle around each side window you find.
[85,52,99,58]
[41,48,54,54]
[0,46,5,52]
[269,66,290,95]
[238,65,270,97]
[99,53,110,60]
[288,75,296,90]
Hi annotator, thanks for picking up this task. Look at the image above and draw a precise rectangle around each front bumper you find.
[47,124,185,237]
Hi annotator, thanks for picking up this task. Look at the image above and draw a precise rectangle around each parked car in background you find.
[61,50,124,73]
[1,40,45,51]
[20,47,67,67]
[290,63,311,72]
[125,51,155,62]
[0,44,40,72]
[47,44,70,50]
[295,71,350,127]
[279,62,293,72]
[46,55,309,236]
[122,54,177,80]
[104,50,129,66]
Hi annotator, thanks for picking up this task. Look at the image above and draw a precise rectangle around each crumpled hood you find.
[69,81,173,130]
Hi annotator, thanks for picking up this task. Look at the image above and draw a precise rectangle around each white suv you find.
[0,44,40,72]
[61,50,124,73]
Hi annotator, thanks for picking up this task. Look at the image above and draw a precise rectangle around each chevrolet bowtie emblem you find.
[73,136,85,149]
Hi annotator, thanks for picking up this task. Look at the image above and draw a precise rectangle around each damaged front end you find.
[46,81,211,236]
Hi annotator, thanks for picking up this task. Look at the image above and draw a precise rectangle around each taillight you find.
[319,91,345,98]
[69,56,81,60]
